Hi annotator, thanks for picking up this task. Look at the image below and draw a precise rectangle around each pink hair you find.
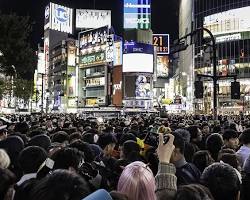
[117,161,156,200]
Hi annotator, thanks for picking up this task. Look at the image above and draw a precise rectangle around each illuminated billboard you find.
[79,26,109,55]
[204,6,250,37]
[44,3,73,34]
[123,42,154,73]
[67,40,76,66]
[124,0,151,29]
[135,75,151,98]
[76,9,111,29]
[153,34,170,55]
[157,56,169,77]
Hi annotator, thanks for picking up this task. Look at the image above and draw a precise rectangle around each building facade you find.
[179,0,250,114]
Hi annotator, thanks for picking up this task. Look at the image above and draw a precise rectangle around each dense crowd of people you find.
[0,113,250,200]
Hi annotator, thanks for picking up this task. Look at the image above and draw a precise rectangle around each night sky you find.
[0,0,179,49]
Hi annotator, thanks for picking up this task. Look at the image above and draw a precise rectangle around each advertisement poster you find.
[124,0,151,29]
[135,75,151,98]
[157,56,169,77]
[153,34,170,55]
[204,6,250,37]
[112,66,123,106]
[67,40,76,66]
[44,2,73,33]
[79,26,109,50]
[76,9,111,29]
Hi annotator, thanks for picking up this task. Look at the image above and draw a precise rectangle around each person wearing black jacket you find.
[171,132,201,185]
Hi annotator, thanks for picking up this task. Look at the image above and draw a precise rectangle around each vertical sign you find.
[153,34,170,55]
[124,0,151,29]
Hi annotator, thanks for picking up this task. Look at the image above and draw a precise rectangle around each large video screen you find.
[123,53,154,73]
[204,6,250,37]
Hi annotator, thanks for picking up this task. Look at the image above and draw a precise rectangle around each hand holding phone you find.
[157,133,175,163]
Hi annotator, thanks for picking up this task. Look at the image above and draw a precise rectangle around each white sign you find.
[204,6,250,37]
[37,52,45,74]
[106,47,114,62]
[76,9,111,29]
[123,53,154,73]
[216,33,241,43]
[44,3,73,34]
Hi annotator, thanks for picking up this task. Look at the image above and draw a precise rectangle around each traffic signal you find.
[194,80,204,98]
[231,81,240,99]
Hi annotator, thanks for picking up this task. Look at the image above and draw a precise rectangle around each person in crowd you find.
[0,168,16,200]
[0,149,11,169]
[174,184,214,200]
[205,133,223,161]
[222,129,239,150]
[117,133,177,200]
[0,125,8,141]
[236,128,250,167]
[201,163,240,200]
[186,125,202,150]
[29,169,91,200]
[242,154,250,200]
[217,148,242,183]
[170,131,201,185]
[192,150,214,173]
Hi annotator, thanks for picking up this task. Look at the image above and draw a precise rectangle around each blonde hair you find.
[0,149,10,169]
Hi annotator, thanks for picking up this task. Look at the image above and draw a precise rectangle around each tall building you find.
[179,0,250,114]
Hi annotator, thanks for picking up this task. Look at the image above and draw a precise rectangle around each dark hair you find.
[201,122,209,129]
[69,140,95,163]
[186,126,200,141]
[50,147,84,171]
[119,133,137,146]
[82,133,95,144]
[97,133,117,149]
[29,169,91,200]
[18,146,47,174]
[239,128,250,145]
[175,184,214,200]
[172,132,185,154]
[192,151,214,173]
[223,129,238,141]
[218,149,239,169]
[14,122,29,135]
[122,140,140,159]
[69,132,83,143]
[201,163,240,200]
[28,134,51,151]
[0,168,16,200]
[51,131,69,143]
[29,129,46,138]
[206,133,223,161]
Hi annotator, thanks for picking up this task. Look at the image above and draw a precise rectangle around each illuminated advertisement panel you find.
[124,0,151,29]
[123,42,154,73]
[204,6,250,37]
[157,56,169,77]
[112,66,123,106]
[79,26,109,55]
[153,34,170,55]
[135,75,151,98]
[76,9,111,29]
[113,41,123,66]
[67,40,76,66]
[44,2,73,34]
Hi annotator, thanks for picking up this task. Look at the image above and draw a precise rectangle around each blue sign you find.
[124,0,151,29]
[124,42,154,54]
[55,7,68,22]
